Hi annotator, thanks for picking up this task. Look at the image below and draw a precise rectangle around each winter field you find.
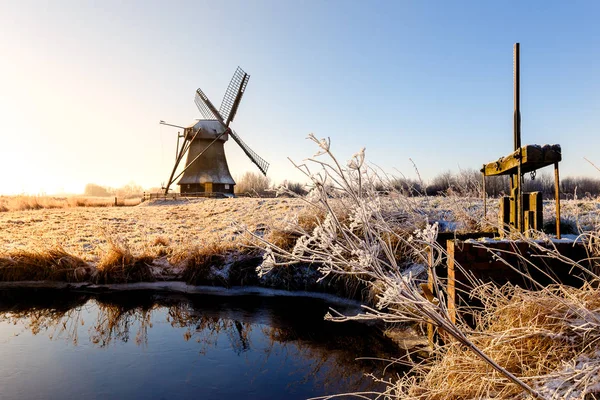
[2,139,600,398]
[2,194,597,286]
[0,195,596,263]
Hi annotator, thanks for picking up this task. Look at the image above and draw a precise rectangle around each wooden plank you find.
[481,144,561,176]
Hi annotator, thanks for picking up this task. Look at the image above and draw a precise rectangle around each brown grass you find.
[94,238,154,284]
[0,195,141,212]
[144,236,171,257]
[398,283,600,399]
[171,241,238,286]
[0,198,310,285]
[0,247,90,282]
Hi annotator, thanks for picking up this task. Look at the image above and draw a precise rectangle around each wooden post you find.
[482,171,486,218]
[517,151,523,233]
[554,162,561,239]
[426,245,436,347]
[447,240,456,324]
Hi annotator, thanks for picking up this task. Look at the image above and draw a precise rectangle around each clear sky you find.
[1,0,599,195]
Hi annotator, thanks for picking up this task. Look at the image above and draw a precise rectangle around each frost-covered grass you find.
[0,197,333,289]
[254,135,600,400]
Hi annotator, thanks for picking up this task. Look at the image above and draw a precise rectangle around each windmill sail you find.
[219,67,250,126]
[229,129,269,176]
[194,88,222,121]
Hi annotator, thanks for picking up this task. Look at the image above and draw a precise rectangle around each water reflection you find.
[0,289,401,399]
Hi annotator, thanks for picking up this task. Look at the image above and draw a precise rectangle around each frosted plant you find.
[252,135,547,399]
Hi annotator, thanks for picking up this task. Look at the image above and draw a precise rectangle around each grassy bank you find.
[0,197,365,296]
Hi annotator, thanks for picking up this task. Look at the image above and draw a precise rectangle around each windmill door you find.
[205,182,213,193]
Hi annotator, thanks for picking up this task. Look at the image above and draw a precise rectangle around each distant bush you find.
[276,181,308,196]
[114,182,144,199]
[235,172,271,196]
[0,195,140,212]
[84,183,111,197]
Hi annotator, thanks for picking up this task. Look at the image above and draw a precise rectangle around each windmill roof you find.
[185,119,228,141]
[186,119,225,131]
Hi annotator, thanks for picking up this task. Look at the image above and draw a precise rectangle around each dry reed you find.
[388,282,600,399]
[0,247,90,282]
[0,195,141,213]
[171,240,241,286]
[94,238,154,283]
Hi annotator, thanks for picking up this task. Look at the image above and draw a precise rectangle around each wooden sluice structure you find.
[424,43,590,345]
[425,235,593,347]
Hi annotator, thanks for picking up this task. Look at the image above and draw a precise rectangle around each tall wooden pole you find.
[514,43,521,151]
[513,43,523,232]
[482,170,487,218]
[554,162,561,239]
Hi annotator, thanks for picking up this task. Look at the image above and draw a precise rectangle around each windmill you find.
[160,67,269,196]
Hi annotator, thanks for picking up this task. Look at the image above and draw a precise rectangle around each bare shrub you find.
[235,172,271,195]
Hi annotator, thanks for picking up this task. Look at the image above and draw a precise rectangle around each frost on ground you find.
[0,197,320,290]
[0,194,598,285]
[0,197,305,262]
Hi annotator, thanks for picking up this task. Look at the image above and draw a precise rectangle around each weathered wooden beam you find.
[481,144,561,176]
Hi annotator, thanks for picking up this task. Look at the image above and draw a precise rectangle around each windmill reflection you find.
[167,301,252,355]
[0,289,402,393]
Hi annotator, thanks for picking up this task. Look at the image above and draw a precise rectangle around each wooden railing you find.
[141,192,231,202]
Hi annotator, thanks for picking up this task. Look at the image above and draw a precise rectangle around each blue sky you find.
[1,1,599,194]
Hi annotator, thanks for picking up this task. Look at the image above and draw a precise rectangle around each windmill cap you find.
[185,119,228,141]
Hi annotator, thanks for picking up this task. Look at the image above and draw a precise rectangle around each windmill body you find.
[160,67,269,196]
[178,120,235,194]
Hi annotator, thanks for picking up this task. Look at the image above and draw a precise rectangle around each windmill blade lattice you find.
[229,129,269,176]
[194,88,222,122]
[219,67,250,126]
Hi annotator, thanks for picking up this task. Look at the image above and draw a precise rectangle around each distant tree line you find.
[379,169,600,198]
[83,171,600,199]
[84,182,144,198]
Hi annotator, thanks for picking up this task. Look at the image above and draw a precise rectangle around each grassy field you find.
[0,197,302,255]
[0,197,313,286]
[0,194,598,282]
[1,189,600,398]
